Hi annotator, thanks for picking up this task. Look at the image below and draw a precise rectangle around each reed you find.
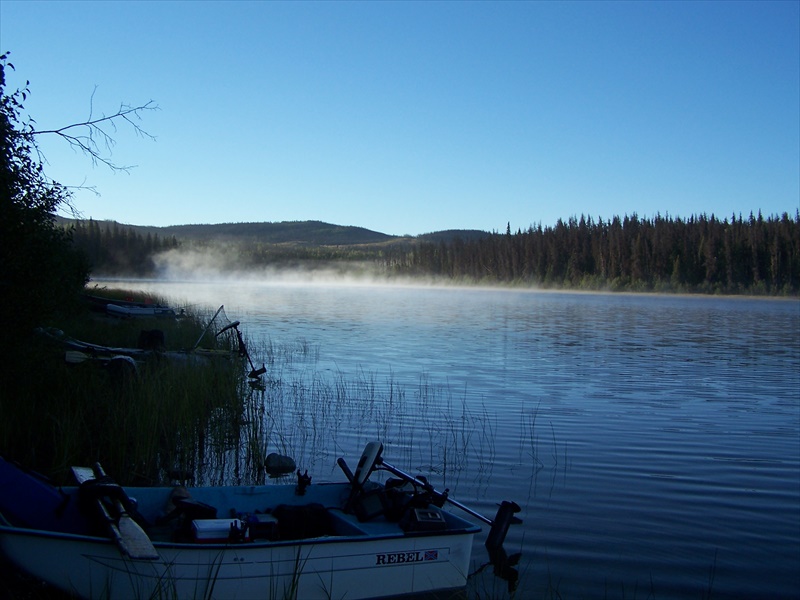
[216,350,496,492]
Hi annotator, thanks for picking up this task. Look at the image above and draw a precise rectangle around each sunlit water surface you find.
[102,280,800,599]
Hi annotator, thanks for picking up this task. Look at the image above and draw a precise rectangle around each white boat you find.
[0,443,520,599]
[106,302,177,318]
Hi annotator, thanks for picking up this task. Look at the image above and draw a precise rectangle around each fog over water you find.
[97,276,800,599]
[150,247,405,286]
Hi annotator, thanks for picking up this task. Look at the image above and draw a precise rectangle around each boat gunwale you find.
[0,518,481,552]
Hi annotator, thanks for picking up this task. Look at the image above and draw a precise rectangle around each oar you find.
[94,463,158,560]
[72,465,159,560]
[377,457,521,552]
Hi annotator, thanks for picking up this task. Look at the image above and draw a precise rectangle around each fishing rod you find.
[191,305,225,351]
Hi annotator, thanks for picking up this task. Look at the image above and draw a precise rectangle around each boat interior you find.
[0,453,479,548]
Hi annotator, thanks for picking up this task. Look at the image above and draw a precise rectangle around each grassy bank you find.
[0,293,246,486]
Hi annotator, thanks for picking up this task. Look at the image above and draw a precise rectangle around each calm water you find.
[105,280,800,599]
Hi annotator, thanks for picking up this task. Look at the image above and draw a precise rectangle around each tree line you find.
[68,211,800,296]
[384,212,800,295]
[70,219,179,276]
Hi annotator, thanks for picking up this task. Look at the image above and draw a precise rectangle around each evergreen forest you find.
[70,219,179,277]
[68,211,800,296]
[389,212,800,295]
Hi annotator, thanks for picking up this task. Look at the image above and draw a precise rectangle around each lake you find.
[100,279,800,599]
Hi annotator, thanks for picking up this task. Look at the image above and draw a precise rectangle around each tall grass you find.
[1,293,246,486]
[203,376,504,524]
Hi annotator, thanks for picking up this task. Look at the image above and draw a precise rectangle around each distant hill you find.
[416,229,492,243]
[158,221,395,246]
[55,217,491,247]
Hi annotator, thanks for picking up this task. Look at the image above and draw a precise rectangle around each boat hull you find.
[0,523,474,599]
[106,303,177,318]
[0,474,479,600]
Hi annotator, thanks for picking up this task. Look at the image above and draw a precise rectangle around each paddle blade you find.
[117,514,159,560]
[65,351,89,364]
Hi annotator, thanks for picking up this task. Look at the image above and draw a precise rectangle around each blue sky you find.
[2,1,798,236]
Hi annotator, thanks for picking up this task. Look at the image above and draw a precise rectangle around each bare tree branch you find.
[30,88,159,172]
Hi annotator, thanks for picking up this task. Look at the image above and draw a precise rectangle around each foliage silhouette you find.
[0,53,156,402]
[0,55,90,343]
